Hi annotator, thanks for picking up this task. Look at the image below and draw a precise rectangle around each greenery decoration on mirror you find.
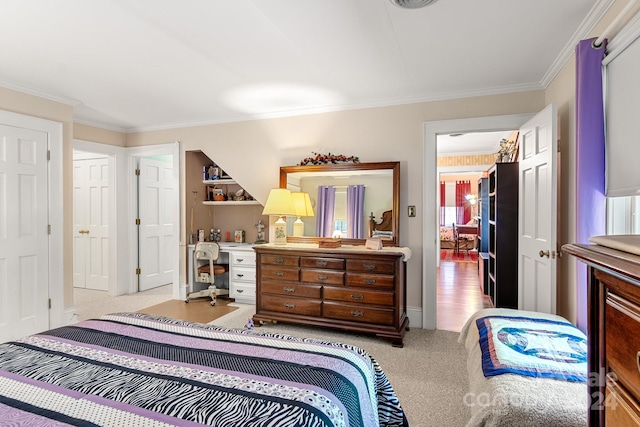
[299,152,360,166]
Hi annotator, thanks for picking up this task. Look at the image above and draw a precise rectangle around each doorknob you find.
[539,250,550,258]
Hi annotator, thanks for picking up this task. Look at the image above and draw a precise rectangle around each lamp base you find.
[293,217,304,237]
[273,216,288,245]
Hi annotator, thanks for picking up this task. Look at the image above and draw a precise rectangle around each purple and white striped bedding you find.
[0,312,407,426]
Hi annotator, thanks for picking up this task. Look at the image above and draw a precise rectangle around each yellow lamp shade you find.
[291,192,314,217]
[262,188,296,216]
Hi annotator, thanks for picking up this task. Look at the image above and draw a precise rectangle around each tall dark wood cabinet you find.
[487,162,519,308]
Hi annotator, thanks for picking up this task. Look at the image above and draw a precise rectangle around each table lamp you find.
[262,188,296,245]
[291,192,314,237]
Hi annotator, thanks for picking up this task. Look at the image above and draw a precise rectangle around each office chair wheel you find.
[210,300,216,306]
[185,298,190,303]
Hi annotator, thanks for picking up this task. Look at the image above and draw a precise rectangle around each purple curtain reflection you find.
[347,185,365,238]
[575,38,607,332]
[316,186,335,237]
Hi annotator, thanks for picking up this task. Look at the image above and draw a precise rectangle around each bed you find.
[0,312,407,426]
[459,308,588,427]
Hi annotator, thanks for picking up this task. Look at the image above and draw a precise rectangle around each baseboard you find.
[407,306,425,329]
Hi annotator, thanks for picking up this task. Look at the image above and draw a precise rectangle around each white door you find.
[518,104,558,313]
[138,157,175,291]
[0,124,49,341]
[73,157,109,291]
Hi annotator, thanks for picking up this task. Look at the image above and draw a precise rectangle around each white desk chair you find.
[186,242,228,306]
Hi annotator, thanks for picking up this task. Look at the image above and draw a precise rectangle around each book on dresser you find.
[253,244,411,347]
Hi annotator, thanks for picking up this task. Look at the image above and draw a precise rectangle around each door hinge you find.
[47,150,51,161]
[48,224,51,235]
[135,168,141,176]
[136,268,141,275]
[135,218,141,225]
[48,298,52,309]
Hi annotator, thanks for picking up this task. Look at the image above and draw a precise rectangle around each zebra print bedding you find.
[0,312,408,426]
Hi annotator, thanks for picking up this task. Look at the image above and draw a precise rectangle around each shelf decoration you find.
[299,152,360,166]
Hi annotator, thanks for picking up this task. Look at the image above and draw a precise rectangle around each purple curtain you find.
[316,186,335,237]
[347,185,365,238]
[575,38,607,332]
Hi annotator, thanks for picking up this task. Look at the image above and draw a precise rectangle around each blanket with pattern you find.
[476,315,588,382]
[0,313,407,427]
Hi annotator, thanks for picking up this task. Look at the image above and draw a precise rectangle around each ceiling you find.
[1,0,606,139]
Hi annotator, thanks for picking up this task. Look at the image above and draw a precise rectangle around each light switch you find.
[408,205,416,217]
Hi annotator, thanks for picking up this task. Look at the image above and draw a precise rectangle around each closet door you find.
[0,123,49,340]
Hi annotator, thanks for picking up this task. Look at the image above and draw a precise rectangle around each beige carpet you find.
[138,298,237,324]
[211,304,472,427]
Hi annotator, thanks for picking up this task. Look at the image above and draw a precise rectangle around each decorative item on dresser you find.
[253,243,411,347]
[563,241,640,426]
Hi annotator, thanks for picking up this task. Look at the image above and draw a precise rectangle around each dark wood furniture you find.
[253,244,409,347]
[487,162,519,308]
[369,209,393,236]
[563,243,640,426]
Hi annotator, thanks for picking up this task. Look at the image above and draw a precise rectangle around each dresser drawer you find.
[324,287,394,306]
[301,269,344,286]
[232,252,256,267]
[346,273,395,288]
[262,281,321,298]
[230,283,255,300]
[606,291,640,402]
[260,254,299,267]
[261,294,321,317]
[323,302,394,325]
[300,257,345,270]
[346,259,395,274]
[260,265,299,282]
[232,266,255,282]
[606,375,640,425]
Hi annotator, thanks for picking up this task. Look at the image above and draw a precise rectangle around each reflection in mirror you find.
[279,162,400,246]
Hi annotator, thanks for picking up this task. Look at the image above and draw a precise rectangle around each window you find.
[333,220,347,238]
[606,196,640,234]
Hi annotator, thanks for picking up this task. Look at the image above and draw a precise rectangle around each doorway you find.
[423,113,534,330]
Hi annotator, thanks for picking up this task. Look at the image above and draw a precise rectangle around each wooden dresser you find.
[563,243,640,426]
[253,244,410,347]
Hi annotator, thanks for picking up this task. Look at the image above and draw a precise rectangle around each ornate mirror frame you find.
[280,161,400,247]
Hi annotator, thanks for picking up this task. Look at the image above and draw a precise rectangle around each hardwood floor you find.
[437,259,492,332]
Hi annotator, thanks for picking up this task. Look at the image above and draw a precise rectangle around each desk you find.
[188,242,256,304]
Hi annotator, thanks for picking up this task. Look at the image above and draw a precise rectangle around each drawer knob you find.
[317,275,328,281]
[351,294,364,300]
[317,261,327,267]
[237,274,244,278]
[275,271,284,277]
[363,279,376,285]
[284,303,296,309]
[283,287,295,293]
[237,258,244,263]
[237,289,244,293]
[350,310,364,317]
[275,258,284,263]
[363,264,376,270]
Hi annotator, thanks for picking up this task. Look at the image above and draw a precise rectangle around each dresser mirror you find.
[280,161,400,246]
